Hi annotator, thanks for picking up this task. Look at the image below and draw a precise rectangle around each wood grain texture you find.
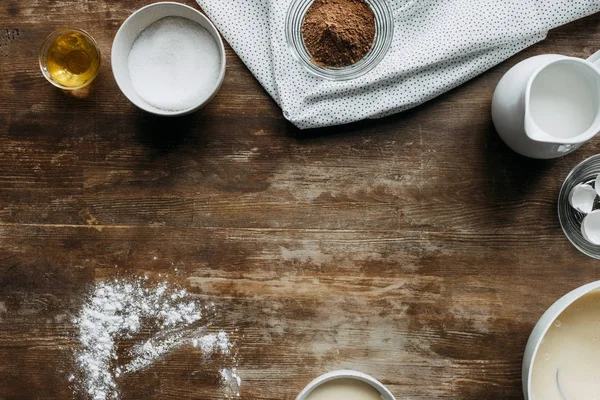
[0,1,600,399]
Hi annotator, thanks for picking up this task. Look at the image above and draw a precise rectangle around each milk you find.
[531,290,600,399]
[304,379,383,400]
[529,62,598,139]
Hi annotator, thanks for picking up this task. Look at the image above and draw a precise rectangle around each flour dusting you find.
[0,301,6,322]
[221,368,242,398]
[72,278,240,399]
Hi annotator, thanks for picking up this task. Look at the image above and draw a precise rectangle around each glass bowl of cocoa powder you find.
[286,0,394,81]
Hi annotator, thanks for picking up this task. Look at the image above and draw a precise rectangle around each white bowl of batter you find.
[296,370,396,400]
[523,281,600,399]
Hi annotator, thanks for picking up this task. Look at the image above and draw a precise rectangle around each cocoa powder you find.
[301,0,376,68]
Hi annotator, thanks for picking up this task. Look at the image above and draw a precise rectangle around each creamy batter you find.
[531,290,600,400]
[305,379,383,400]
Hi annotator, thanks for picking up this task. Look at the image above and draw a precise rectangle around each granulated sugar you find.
[71,278,240,399]
[128,17,221,111]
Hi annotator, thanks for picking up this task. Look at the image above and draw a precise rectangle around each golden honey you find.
[41,29,100,89]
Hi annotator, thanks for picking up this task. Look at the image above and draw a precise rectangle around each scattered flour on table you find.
[71,278,240,400]
[0,300,6,322]
[128,16,221,111]
[220,368,242,398]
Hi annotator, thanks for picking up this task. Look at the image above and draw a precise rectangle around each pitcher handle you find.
[588,50,600,67]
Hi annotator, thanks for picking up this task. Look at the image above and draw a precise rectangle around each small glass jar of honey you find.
[39,28,101,90]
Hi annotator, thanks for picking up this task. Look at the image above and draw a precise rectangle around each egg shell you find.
[569,183,597,214]
[581,210,600,245]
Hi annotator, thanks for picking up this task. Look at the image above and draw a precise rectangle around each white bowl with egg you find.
[296,370,396,400]
[523,280,600,399]
[111,2,226,116]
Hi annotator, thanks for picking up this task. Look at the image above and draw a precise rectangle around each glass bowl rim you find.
[285,0,395,81]
[558,154,600,260]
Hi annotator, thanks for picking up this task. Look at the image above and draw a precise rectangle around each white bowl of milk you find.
[523,281,600,399]
[112,2,226,116]
[296,370,396,400]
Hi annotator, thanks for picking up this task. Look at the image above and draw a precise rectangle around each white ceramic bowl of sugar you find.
[296,370,396,400]
[522,280,600,399]
[112,2,226,116]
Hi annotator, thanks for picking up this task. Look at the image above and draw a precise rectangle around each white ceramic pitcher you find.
[492,50,600,159]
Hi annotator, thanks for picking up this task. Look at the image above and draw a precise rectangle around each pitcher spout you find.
[524,110,552,143]
[524,99,570,144]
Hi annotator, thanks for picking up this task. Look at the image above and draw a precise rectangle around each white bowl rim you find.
[296,370,396,400]
[524,280,600,398]
[111,1,226,116]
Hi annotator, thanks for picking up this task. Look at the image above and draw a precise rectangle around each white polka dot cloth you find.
[196,0,600,129]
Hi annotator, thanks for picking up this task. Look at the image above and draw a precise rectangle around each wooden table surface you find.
[1,1,599,399]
